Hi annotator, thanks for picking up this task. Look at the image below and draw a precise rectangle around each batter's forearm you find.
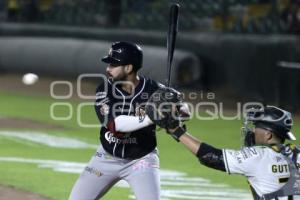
[114,115,153,132]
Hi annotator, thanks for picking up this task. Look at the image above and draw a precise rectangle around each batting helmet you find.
[246,106,296,141]
[101,41,143,71]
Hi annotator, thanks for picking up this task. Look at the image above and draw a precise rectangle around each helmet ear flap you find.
[243,127,255,147]
[241,118,256,147]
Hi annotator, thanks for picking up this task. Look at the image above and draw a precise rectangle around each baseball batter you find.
[69,41,179,200]
[157,105,300,200]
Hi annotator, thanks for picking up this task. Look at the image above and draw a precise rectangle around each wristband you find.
[171,126,186,142]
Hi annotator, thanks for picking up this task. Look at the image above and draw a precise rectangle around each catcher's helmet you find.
[101,41,143,71]
[243,106,296,146]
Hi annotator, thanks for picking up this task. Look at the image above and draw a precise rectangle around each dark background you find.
[0,0,300,111]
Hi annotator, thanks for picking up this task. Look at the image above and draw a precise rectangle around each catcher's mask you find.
[241,105,295,147]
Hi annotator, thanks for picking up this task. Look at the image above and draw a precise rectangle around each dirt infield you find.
[0,185,51,200]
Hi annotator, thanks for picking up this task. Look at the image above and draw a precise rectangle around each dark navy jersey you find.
[95,76,160,159]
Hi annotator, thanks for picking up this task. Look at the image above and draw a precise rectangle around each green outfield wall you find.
[0,23,299,109]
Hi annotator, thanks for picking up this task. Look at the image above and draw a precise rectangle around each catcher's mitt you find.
[145,86,183,129]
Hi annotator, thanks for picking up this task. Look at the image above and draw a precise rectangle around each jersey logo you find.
[227,148,259,164]
[85,166,102,177]
[276,156,283,162]
[104,132,138,144]
[100,104,109,115]
[135,106,146,122]
[240,148,258,160]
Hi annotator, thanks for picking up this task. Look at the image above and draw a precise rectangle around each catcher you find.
[145,91,300,200]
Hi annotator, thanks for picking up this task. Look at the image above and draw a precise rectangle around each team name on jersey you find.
[104,132,138,144]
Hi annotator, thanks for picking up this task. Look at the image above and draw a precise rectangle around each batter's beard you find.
[108,73,127,82]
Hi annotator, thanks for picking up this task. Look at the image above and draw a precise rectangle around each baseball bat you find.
[166,3,180,87]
